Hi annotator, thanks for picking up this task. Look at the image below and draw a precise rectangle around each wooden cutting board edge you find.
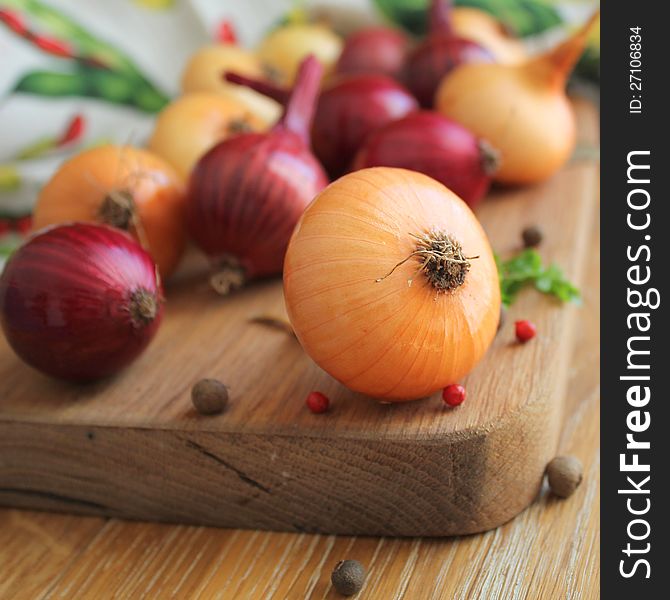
[0,100,599,536]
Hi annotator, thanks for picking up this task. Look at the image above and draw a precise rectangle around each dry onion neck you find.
[99,189,136,230]
[129,288,159,327]
[377,230,478,292]
[262,64,285,85]
[478,139,501,176]
[429,0,455,37]
[227,118,254,135]
[98,189,151,251]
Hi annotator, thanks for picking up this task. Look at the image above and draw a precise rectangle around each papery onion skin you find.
[187,56,328,288]
[33,145,186,279]
[0,223,163,381]
[335,26,408,78]
[352,111,496,207]
[312,74,418,177]
[435,12,598,184]
[284,167,500,401]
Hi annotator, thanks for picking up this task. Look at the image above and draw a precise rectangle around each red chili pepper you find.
[32,34,74,58]
[515,320,537,343]
[306,391,330,414]
[12,215,33,235]
[58,114,86,146]
[0,8,28,35]
[216,19,237,44]
[0,220,11,236]
[442,384,466,407]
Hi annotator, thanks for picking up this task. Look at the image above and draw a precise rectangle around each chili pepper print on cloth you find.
[0,0,205,267]
[1,0,598,271]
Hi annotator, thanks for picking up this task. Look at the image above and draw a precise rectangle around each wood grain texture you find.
[0,204,599,599]
[0,101,598,537]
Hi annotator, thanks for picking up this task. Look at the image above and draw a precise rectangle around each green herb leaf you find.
[495,249,581,307]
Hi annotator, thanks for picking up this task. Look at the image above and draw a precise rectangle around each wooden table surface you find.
[0,204,599,600]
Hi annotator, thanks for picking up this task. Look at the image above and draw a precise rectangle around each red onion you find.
[352,111,498,207]
[225,70,418,179]
[404,0,494,107]
[0,223,163,381]
[312,74,418,177]
[188,56,327,294]
[334,26,408,78]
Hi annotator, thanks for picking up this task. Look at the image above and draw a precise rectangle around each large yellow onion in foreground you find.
[284,167,500,401]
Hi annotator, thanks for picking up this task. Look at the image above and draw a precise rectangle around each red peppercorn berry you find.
[306,391,329,414]
[515,320,537,343]
[442,384,466,407]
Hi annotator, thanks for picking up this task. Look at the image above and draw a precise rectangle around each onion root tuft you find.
[129,288,159,327]
[210,257,246,295]
[99,190,136,230]
[376,230,478,292]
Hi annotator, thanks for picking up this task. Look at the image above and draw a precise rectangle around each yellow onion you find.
[257,23,343,85]
[435,11,599,185]
[148,93,267,179]
[180,45,281,123]
[284,167,500,401]
[451,7,526,64]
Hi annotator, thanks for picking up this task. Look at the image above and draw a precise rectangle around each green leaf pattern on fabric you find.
[373,0,563,37]
[2,0,169,112]
[132,0,176,9]
[0,166,21,191]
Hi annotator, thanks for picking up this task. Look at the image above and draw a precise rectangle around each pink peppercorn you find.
[306,391,329,414]
[515,320,537,343]
[442,384,466,407]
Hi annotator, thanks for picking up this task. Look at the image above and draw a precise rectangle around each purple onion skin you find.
[404,38,494,107]
[312,74,419,178]
[187,55,327,286]
[187,130,328,279]
[352,111,493,207]
[0,223,163,381]
[335,27,408,79]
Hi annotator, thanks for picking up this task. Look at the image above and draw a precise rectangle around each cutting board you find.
[0,101,598,537]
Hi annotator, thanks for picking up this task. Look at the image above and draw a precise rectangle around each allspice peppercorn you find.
[522,225,543,248]
[191,378,229,415]
[331,560,366,596]
[546,455,583,498]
